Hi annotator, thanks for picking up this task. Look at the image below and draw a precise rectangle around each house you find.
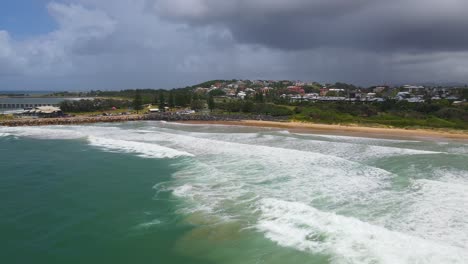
[304,93,319,100]
[403,85,425,94]
[194,87,209,94]
[396,92,411,100]
[261,87,273,94]
[373,86,387,93]
[237,91,247,99]
[287,86,305,95]
[407,97,425,103]
[319,88,329,96]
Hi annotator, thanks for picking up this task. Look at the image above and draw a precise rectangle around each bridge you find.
[0,103,59,109]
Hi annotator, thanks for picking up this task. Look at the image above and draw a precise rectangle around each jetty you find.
[0,103,59,109]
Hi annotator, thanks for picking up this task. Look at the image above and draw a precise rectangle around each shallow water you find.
[1,121,467,264]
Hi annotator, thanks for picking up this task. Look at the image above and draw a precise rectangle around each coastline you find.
[1,114,467,141]
[179,120,468,141]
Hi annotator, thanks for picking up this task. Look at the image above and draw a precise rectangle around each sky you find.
[1,0,468,90]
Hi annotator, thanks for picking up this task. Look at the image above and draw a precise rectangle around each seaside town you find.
[0,80,467,129]
[190,80,467,104]
[4,2,468,263]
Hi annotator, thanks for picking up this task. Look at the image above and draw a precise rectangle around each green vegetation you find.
[291,100,468,129]
[60,99,131,113]
[51,80,467,130]
[208,95,215,112]
[215,100,293,116]
[133,90,143,113]
[208,89,226,97]
[87,89,191,107]
[0,114,14,121]
[158,92,165,111]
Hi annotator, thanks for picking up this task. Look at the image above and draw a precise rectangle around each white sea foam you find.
[3,122,467,262]
[447,145,468,155]
[173,184,194,197]
[434,168,468,186]
[257,198,468,264]
[0,132,12,137]
[87,136,193,159]
[127,126,439,162]
[137,219,162,228]
[297,133,421,143]
[156,131,394,223]
[389,178,468,249]
[0,126,86,139]
[139,129,467,262]
[176,131,440,161]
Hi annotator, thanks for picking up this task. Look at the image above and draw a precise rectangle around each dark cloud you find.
[154,0,468,52]
[1,0,468,90]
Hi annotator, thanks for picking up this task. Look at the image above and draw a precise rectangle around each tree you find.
[208,95,215,112]
[461,87,468,100]
[255,92,264,103]
[241,101,254,113]
[191,100,205,111]
[168,91,175,108]
[159,92,165,111]
[209,89,226,97]
[152,93,159,105]
[133,90,143,113]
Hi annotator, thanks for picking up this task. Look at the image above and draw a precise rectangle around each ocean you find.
[1,122,467,264]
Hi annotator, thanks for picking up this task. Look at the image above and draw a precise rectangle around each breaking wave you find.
[2,121,467,263]
[0,132,12,137]
[87,136,193,159]
[258,198,468,264]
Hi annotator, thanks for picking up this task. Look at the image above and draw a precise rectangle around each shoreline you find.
[1,114,467,141]
[179,120,468,141]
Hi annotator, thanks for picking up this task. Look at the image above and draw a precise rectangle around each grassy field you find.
[0,114,14,121]
[291,106,468,130]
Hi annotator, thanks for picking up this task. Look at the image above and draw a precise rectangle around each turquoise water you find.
[1,122,467,264]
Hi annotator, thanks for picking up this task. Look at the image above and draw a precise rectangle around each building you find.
[320,88,329,96]
[194,87,209,94]
[373,86,387,93]
[403,85,425,94]
[237,91,247,99]
[21,106,63,118]
[287,86,305,95]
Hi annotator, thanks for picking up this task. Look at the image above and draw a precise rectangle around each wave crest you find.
[87,136,194,159]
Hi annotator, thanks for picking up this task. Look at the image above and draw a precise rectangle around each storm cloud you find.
[154,0,468,52]
[1,0,468,90]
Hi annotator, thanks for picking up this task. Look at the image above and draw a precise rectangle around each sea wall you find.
[0,113,288,127]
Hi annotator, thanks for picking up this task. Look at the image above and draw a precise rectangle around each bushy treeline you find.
[292,100,468,129]
[60,99,131,112]
[89,89,192,107]
[215,101,293,116]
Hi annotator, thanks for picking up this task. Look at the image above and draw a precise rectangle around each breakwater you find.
[0,113,288,127]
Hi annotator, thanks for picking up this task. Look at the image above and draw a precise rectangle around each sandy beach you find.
[180,120,468,141]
